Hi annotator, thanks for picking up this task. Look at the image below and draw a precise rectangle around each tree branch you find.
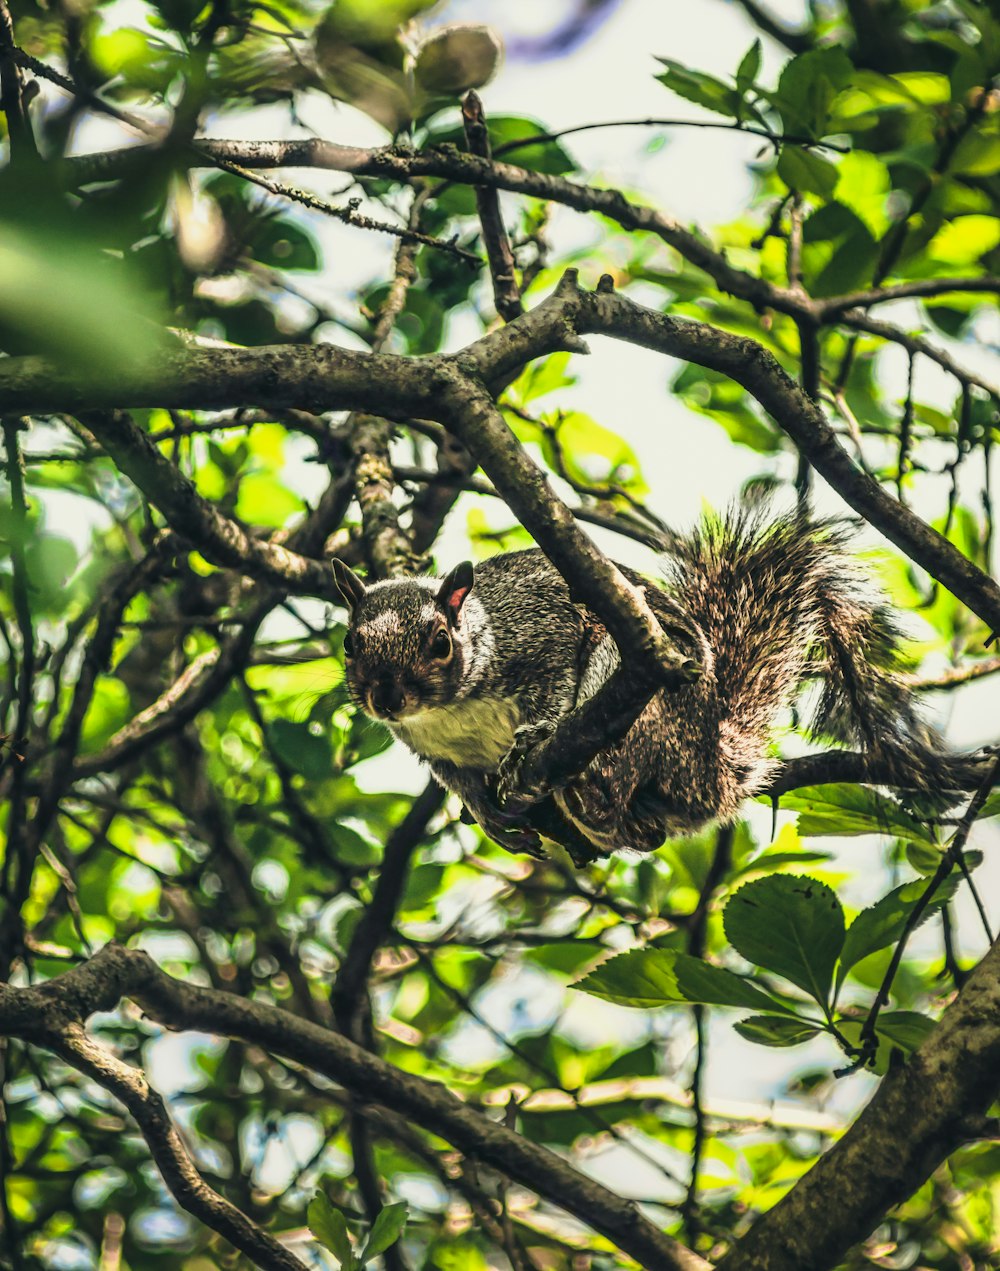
[820,275,1000,315]
[463,90,524,323]
[837,309,1000,400]
[0,945,709,1271]
[50,1022,309,1271]
[68,137,811,319]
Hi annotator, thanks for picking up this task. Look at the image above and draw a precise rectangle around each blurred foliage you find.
[2,0,1000,1269]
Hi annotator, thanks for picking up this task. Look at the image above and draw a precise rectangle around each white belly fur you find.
[391,695,521,770]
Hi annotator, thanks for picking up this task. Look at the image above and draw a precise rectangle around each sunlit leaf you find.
[724,875,845,1007]
[574,948,793,1013]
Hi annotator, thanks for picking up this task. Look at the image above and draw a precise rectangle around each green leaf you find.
[951,131,1000,177]
[656,59,740,117]
[269,718,333,781]
[873,1010,936,1052]
[672,364,780,452]
[235,473,303,527]
[736,40,762,92]
[527,942,608,977]
[425,116,577,175]
[80,679,132,753]
[308,1193,356,1268]
[777,147,839,198]
[733,1015,822,1047]
[839,1011,937,1072]
[833,151,891,237]
[724,875,845,1008]
[574,948,792,1014]
[926,215,1000,266]
[774,784,934,843]
[23,533,79,613]
[0,217,165,372]
[837,877,958,992]
[328,822,380,868]
[977,792,1000,821]
[360,1201,408,1263]
[251,219,319,272]
[810,226,879,296]
[345,713,394,765]
[771,46,853,137]
[245,658,344,722]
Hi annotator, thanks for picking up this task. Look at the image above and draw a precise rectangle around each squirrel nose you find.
[372,680,408,717]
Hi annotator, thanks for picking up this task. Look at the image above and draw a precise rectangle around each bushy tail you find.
[662,506,970,797]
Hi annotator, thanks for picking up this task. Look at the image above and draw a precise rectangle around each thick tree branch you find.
[64,135,1000,349]
[432,361,697,689]
[763,748,993,799]
[550,282,1000,633]
[0,342,438,417]
[69,138,810,319]
[0,944,709,1271]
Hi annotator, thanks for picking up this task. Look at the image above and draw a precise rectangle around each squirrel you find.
[332,507,960,864]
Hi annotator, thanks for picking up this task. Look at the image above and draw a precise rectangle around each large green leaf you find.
[774,784,935,843]
[269,718,333,781]
[574,948,792,1014]
[724,875,845,1008]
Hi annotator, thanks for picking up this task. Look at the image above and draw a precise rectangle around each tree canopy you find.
[2,1,1000,1269]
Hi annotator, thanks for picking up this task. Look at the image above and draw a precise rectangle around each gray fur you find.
[339,510,942,859]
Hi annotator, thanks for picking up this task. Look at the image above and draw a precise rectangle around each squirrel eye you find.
[343,632,355,658]
[430,629,452,660]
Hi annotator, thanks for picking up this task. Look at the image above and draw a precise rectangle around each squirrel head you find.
[333,560,477,721]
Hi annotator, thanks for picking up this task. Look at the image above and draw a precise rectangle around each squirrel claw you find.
[472,808,545,859]
[495,722,554,810]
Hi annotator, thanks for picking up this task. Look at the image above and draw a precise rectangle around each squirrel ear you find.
[331,559,366,614]
[438,561,474,626]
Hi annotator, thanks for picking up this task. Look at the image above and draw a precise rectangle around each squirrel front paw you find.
[495,721,555,811]
[464,802,545,859]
